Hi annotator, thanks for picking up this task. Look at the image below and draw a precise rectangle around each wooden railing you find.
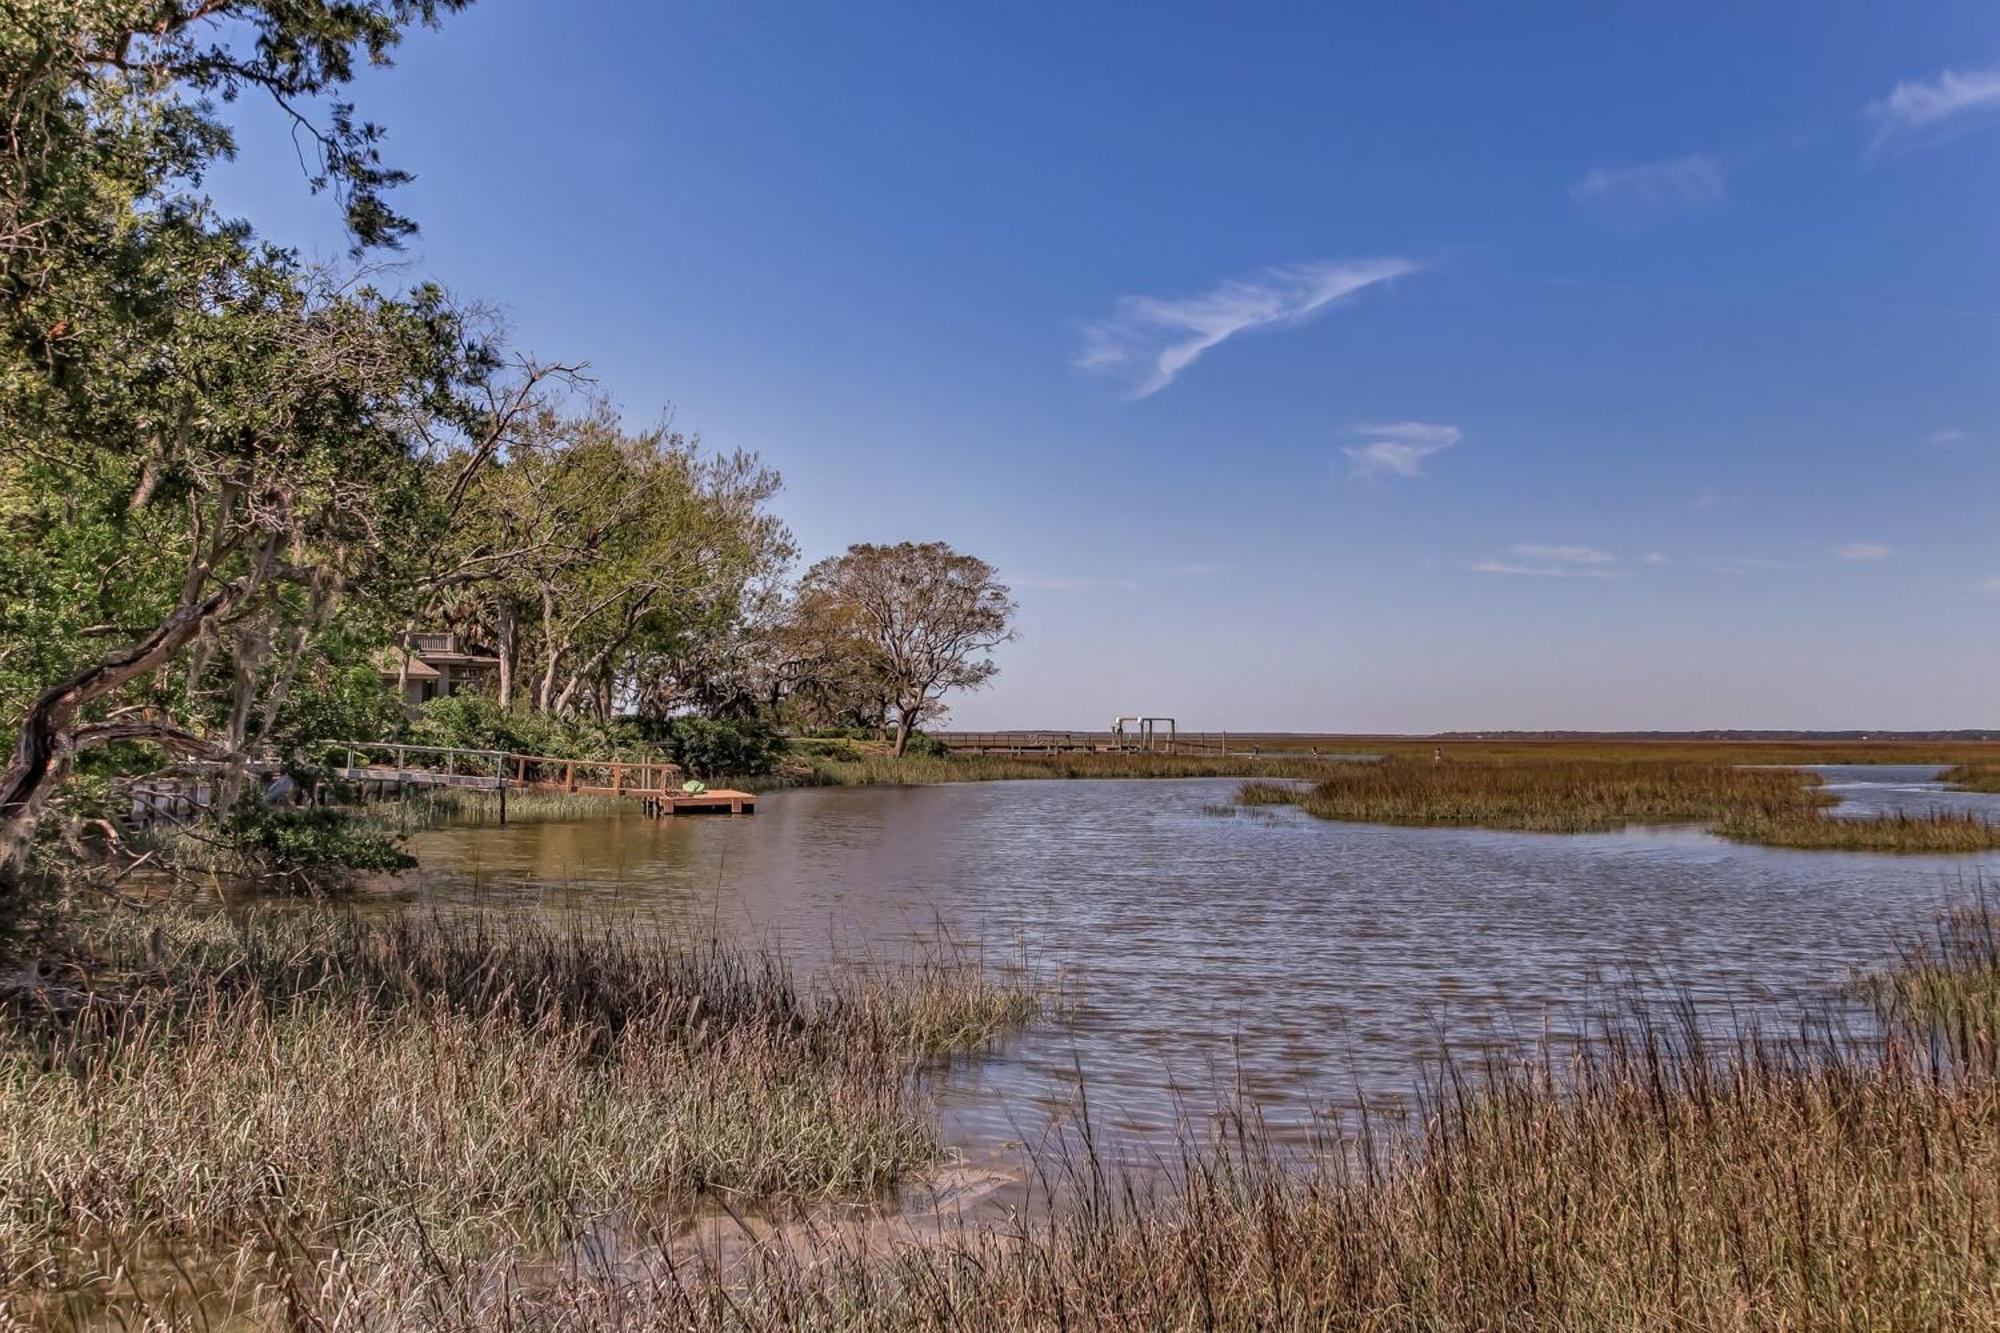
[318,741,688,824]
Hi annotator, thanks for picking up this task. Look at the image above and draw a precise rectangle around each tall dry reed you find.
[68,903,2000,1331]
[0,910,1040,1300]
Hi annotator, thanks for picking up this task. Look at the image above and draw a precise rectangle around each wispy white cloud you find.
[1930,427,1970,447]
[1570,153,1727,225]
[1867,65,2000,158]
[1077,258,1420,399]
[1710,556,1805,576]
[1837,541,1893,562]
[1641,551,1668,567]
[1145,562,1224,578]
[1343,421,1461,480]
[1511,543,1615,566]
[1472,561,1618,579]
[1692,485,1731,511]
[1474,544,1623,578]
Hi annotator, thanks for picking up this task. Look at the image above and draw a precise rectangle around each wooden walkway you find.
[327,743,754,820]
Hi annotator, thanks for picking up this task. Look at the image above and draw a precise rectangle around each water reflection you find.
[402,767,2000,1152]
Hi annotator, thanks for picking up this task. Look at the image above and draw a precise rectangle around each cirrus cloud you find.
[1867,64,2000,158]
[1570,152,1728,225]
[1076,258,1420,399]
[1342,421,1461,480]
[1474,543,1623,578]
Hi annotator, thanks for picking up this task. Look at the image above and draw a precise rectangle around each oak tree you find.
[793,542,1014,755]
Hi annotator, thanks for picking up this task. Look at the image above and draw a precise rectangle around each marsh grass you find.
[171,907,2000,1331]
[1245,757,2000,852]
[1864,898,2000,1060]
[401,787,631,827]
[1355,738,2000,766]
[1718,808,2000,854]
[965,735,1999,765]
[1248,757,1829,833]
[1944,763,2000,794]
[0,910,1041,1299]
[1236,780,1304,806]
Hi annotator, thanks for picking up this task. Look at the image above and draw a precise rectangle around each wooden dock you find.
[639,789,755,816]
[324,742,756,822]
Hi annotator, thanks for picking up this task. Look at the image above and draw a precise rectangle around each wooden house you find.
[378,632,502,714]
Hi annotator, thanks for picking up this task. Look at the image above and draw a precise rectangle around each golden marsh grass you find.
[0,910,1041,1299]
[1246,756,2000,852]
[151,903,2000,1331]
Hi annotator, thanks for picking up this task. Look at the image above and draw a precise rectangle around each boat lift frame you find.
[1110,715,1177,753]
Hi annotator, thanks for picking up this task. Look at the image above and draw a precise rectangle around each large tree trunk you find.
[495,602,516,708]
[0,573,258,893]
[535,588,565,713]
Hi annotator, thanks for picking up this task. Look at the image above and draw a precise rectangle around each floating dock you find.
[642,788,756,816]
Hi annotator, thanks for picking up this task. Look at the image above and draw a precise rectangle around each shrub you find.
[662,716,783,778]
[801,725,875,741]
[409,698,790,777]
[790,736,867,762]
[410,693,534,755]
[219,805,416,891]
[900,729,952,759]
[264,663,408,754]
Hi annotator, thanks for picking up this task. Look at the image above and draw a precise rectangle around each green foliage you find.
[790,541,1015,751]
[266,664,408,754]
[410,701,782,778]
[660,715,782,778]
[899,729,951,759]
[410,693,534,755]
[409,694,664,763]
[788,736,868,762]
[439,404,794,719]
[0,0,490,909]
[220,804,416,890]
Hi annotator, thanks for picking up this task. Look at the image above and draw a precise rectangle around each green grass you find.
[401,786,631,826]
[0,910,1041,1303]
[173,904,2000,1331]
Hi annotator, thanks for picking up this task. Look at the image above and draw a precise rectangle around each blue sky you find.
[212,2,2000,731]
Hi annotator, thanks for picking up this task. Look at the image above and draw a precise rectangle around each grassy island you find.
[1240,756,2000,853]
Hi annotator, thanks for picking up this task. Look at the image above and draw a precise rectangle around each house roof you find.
[374,649,441,680]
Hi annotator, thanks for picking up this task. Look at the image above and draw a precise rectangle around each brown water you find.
[401,765,2000,1154]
